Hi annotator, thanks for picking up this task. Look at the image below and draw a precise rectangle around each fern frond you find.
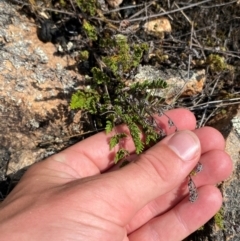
[115,148,129,163]
[109,133,127,149]
[70,89,100,114]
[130,79,167,92]
[145,129,159,146]
[122,114,144,154]
[105,120,113,134]
[119,160,130,168]
[129,122,144,154]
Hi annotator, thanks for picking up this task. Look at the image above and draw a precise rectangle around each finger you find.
[48,108,196,176]
[191,149,233,186]
[126,148,232,232]
[193,126,225,153]
[128,185,222,241]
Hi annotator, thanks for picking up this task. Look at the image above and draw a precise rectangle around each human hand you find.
[0,109,232,241]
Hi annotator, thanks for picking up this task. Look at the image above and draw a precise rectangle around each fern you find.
[109,133,127,149]
[105,120,113,134]
[115,148,129,163]
[130,79,167,92]
[121,114,144,154]
[129,122,144,154]
[119,160,130,168]
[70,89,100,114]
[70,36,170,163]
[145,128,160,146]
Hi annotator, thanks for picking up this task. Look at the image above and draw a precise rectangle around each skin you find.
[0,109,232,241]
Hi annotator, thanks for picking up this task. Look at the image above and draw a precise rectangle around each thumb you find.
[100,130,201,225]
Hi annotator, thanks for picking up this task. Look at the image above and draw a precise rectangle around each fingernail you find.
[167,131,200,161]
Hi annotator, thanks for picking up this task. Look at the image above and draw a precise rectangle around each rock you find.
[132,65,206,104]
[106,0,123,8]
[184,106,240,241]
[0,1,83,179]
[223,108,240,240]
[0,145,10,180]
[97,0,109,11]
[143,18,172,38]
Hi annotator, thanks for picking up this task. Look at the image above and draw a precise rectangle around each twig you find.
[171,2,194,79]
[201,107,219,126]
[188,97,240,111]
[192,37,206,60]
[11,0,76,16]
[104,3,145,14]
[174,15,236,39]
[159,7,173,21]
[96,0,215,23]
[173,2,191,24]
[173,1,193,79]
[200,0,237,8]
[128,1,154,20]
[198,75,221,127]
[93,53,113,109]
[161,43,240,59]
[69,0,76,13]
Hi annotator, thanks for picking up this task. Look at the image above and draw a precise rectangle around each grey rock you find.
[0,0,83,180]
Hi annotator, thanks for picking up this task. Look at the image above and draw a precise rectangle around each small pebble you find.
[144,18,171,38]
[107,0,123,8]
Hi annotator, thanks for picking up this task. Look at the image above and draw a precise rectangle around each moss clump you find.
[214,208,224,230]
[75,0,97,16]
[132,43,149,67]
[59,0,66,7]
[83,20,98,41]
[102,35,149,76]
[79,50,89,61]
[206,54,228,72]
[91,67,110,84]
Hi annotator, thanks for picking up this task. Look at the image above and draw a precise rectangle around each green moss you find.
[102,35,129,75]
[206,54,227,72]
[204,36,215,47]
[91,67,110,84]
[102,35,149,76]
[83,20,98,41]
[214,208,224,230]
[221,109,227,115]
[59,0,66,7]
[79,50,89,61]
[75,0,97,16]
[132,43,149,67]
[99,34,116,49]
[197,208,224,232]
